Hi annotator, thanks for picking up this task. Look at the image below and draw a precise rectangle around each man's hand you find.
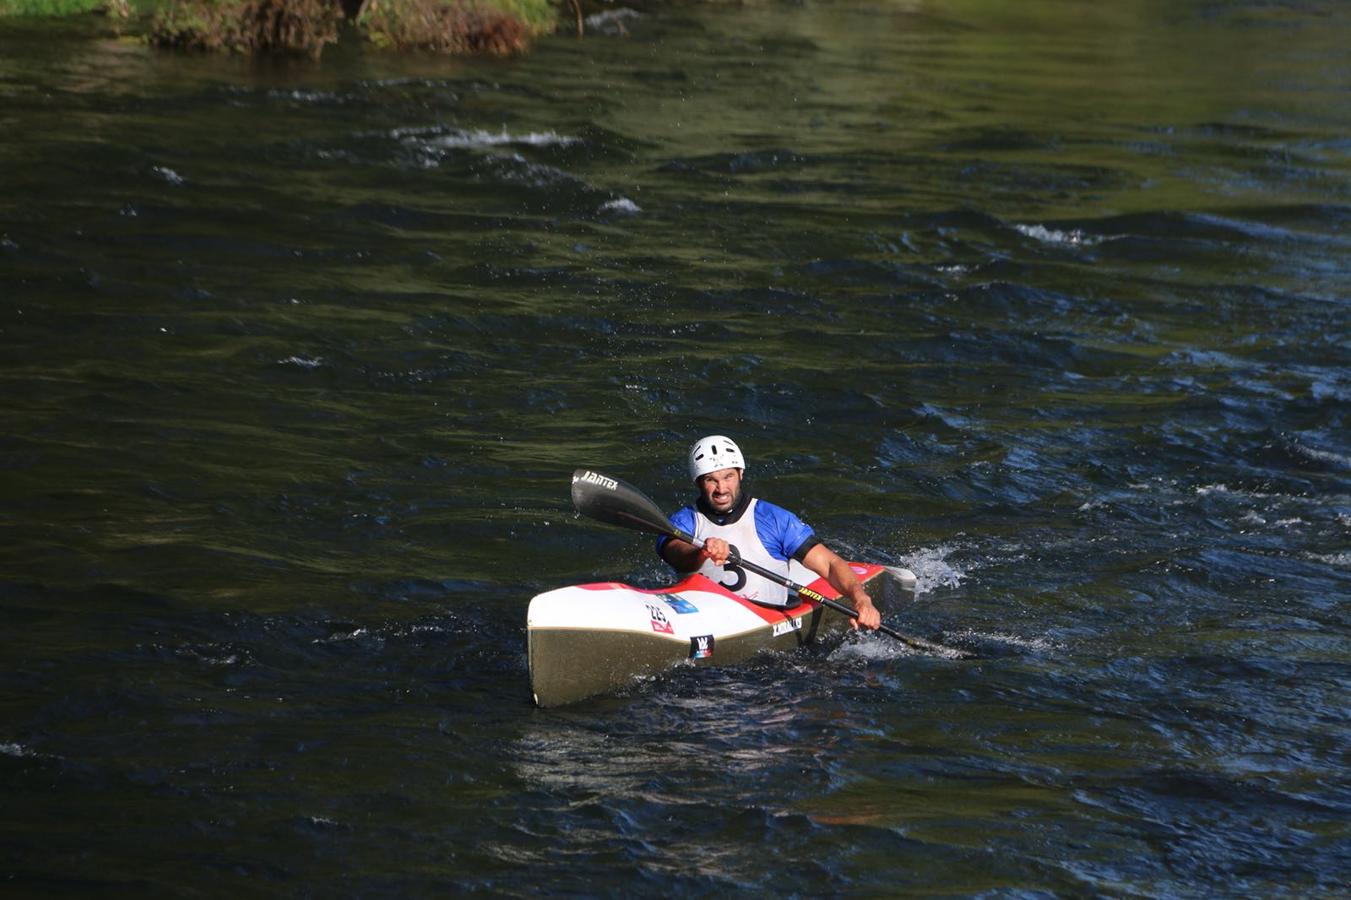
[700,537,732,566]
[851,594,881,630]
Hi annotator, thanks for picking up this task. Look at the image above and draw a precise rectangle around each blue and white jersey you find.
[658,498,816,607]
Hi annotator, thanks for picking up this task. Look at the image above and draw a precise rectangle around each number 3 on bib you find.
[719,563,747,593]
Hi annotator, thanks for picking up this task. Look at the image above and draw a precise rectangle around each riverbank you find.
[0,0,562,55]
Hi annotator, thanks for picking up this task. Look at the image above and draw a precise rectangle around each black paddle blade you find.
[571,469,679,538]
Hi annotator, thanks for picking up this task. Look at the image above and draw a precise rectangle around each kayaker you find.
[657,435,883,630]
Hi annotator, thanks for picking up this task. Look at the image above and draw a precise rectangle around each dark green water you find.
[2,0,1348,894]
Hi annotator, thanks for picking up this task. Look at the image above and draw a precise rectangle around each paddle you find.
[570,468,976,659]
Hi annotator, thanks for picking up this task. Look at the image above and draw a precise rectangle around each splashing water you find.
[896,546,966,595]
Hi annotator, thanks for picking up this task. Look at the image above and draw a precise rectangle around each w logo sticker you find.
[689,635,715,659]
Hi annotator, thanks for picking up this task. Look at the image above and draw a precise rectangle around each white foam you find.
[951,629,1059,653]
[897,546,965,594]
[1196,483,1266,498]
[421,128,578,150]
[1014,223,1105,247]
[599,198,641,216]
[314,628,369,644]
[0,742,34,758]
[269,89,341,103]
[278,356,324,369]
[831,630,977,662]
[176,645,242,666]
[151,166,185,185]
[586,8,640,29]
[829,635,918,663]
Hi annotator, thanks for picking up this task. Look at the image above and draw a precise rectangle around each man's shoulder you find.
[670,505,698,526]
[750,496,797,515]
[751,498,808,529]
[750,497,816,559]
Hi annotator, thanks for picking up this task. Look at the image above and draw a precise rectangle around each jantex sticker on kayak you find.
[772,617,803,637]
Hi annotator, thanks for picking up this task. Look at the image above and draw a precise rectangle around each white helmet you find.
[688,435,746,481]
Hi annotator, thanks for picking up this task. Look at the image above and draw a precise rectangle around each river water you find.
[2,0,1348,894]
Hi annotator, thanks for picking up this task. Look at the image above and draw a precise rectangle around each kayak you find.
[527,562,917,707]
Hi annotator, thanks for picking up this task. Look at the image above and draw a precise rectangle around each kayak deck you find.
[527,563,916,707]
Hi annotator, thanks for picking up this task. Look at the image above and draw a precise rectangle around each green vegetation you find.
[356,0,556,54]
[0,0,111,15]
[1,0,562,56]
[149,0,342,56]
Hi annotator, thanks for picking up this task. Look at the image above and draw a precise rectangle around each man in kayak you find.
[657,435,883,630]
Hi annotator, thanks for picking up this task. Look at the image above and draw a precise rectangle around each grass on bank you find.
[1,0,562,56]
[149,0,342,55]
[356,0,555,52]
[0,0,111,14]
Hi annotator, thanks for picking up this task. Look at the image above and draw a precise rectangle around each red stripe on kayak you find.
[573,573,730,596]
[574,562,886,624]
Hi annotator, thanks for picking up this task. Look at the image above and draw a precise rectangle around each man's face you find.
[697,467,742,513]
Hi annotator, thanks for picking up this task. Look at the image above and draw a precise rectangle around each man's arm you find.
[801,543,881,630]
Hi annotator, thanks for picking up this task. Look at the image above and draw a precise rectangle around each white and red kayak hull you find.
[527,563,916,707]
